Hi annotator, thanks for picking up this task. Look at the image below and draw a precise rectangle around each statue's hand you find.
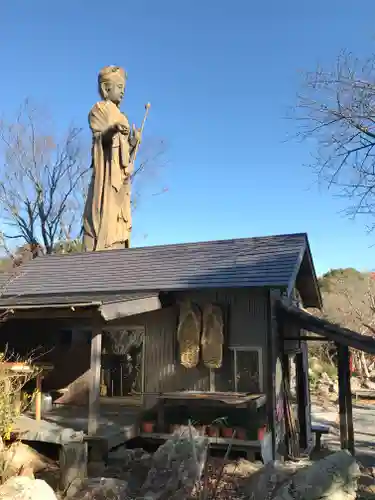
[132,124,142,144]
[116,123,129,135]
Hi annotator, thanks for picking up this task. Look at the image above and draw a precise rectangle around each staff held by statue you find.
[130,102,151,168]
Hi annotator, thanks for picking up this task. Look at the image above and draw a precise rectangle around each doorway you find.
[101,326,145,405]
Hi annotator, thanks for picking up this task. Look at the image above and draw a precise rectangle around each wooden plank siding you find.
[108,288,269,406]
[0,288,270,411]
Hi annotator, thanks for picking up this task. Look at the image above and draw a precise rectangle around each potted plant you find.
[257,425,267,441]
[212,417,233,438]
[221,425,234,438]
[207,425,220,437]
[236,427,247,440]
[142,421,155,433]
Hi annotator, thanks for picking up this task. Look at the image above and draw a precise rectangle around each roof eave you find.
[0,301,102,311]
[287,236,323,310]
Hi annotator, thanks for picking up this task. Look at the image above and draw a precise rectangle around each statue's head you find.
[98,65,127,105]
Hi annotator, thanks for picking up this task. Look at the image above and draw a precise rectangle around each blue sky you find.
[2,1,375,275]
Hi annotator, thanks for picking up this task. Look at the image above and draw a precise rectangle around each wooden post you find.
[295,352,307,450]
[342,345,355,455]
[337,343,348,450]
[88,325,102,436]
[267,289,281,460]
[35,372,43,421]
[209,369,215,392]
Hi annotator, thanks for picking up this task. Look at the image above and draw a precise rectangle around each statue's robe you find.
[83,100,136,251]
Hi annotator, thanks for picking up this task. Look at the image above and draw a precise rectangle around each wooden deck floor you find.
[14,403,142,450]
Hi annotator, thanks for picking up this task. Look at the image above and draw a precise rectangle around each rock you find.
[59,441,88,493]
[321,372,332,384]
[225,458,262,477]
[329,380,339,394]
[350,377,362,391]
[273,450,360,500]
[243,459,310,500]
[105,447,152,493]
[310,358,323,373]
[0,443,47,482]
[318,383,330,397]
[70,477,129,500]
[363,379,375,390]
[141,426,208,500]
[0,476,57,500]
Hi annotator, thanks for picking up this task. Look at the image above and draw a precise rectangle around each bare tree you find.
[0,99,168,256]
[296,50,375,222]
[0,99,89,255]
[320,269,375,379]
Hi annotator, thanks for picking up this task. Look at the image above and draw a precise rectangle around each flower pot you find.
[236,428,247,440]
[221,427,234,438]
[142,421,155,433]
[207,425,220,437]
[170,424,180,433]
[257,425,267,441]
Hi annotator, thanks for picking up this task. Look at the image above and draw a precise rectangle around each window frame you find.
[228,346,264,393]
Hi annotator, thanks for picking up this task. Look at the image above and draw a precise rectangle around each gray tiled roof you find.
[0,233,321,307]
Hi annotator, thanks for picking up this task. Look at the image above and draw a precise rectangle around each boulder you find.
[350,377,362,391]
[0,443,47,482]
[363,379,375,390]
[70,477,129,500]
[140,426,208,499]
[310,358,323,374]
[273,450,359,500]
[0,476,57,500]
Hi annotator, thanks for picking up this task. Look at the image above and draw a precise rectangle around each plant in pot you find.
[236,427,247,440]
[207,417,222,437]
[190,419,206,436]
[207,417,227,438]
[142,421,155,433]
[219,417,235,438]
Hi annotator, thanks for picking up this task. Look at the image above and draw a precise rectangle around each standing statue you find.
[83,65,148,251]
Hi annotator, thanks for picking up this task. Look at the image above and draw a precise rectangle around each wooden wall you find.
[0,287,270,408]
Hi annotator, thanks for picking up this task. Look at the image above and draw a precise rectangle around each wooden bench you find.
[311,424,330,451]
[353,389,375,402]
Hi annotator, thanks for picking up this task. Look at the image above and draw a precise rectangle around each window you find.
[101,328,145,398]
[229,347,263,393]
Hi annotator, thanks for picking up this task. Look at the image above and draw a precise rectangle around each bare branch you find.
[0,99,90,254]
[295,51,375,223]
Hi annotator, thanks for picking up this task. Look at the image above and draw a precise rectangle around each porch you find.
[13,402,141,450]
[277,299,375,456]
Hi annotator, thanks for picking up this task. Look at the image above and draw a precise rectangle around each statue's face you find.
[103,77,125,105]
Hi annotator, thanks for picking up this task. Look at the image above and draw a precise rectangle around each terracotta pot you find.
[207,425,220,437]
[236,428,247,440]
[257,425,267,441]
[221,427,234,438]
[142,421,155,433]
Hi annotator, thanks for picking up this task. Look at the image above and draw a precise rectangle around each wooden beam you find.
[342,345,355,455]
[296,352,308,450]
[278,303,375,354]
[88,324,102,436]
[268,289,281,461]
[283,337,326,342]
[7,308,95,321]
[337,343,348,450]
[99,296,161,321]
[34,373,43,421]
